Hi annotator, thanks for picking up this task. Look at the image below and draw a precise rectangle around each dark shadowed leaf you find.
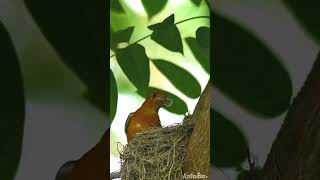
[110,26,135,51]
[0,22,25,180]
[153,59,201,98]
[196,26,210,58]
[24,0,108,113]
[148,15,183,54]
[110,0,125,13]
[185,37,209,73]
[211,110,248,167]
[83,90,107,113]
[116,44,150,92]
[142,0,167,19]
[283,0,320,44]
[190,0,202,6]
[110,70,118,123]
[213,13,292,117]
[138,87,188,114]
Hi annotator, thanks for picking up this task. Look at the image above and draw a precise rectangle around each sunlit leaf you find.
[24,0,108,113]
[138,87,188,114]
[116,44,150,92]
[185,37,209,73]
[0,22,25,180]
[211,110,248,167]
[110,70,118,122]
[148,14,183,54]
[283,0,320,44]
[153,59,201,98]
[110,0,125,13]
[213,13,292,117]
[142,0,167,19]
[110,26,134,50]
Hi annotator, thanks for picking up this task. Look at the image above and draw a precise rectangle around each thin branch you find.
[109,15,210,60]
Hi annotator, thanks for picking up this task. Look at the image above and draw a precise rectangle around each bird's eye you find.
[152,93,156,97]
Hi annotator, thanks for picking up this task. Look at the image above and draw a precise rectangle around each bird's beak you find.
[162,96,173,107]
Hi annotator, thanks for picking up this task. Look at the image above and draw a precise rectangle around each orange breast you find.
[127,111,161,142]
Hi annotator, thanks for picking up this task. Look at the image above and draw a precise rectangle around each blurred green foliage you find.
[283,0,320,45]
[0,22,25,180]
[213,13,292,117]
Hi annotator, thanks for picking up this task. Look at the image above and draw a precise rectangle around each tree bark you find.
[258,53,320,179]
[184,82,211,179]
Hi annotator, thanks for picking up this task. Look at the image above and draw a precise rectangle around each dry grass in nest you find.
[119,123,194,180]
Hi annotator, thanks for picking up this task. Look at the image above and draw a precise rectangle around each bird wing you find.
[125,112,134,135]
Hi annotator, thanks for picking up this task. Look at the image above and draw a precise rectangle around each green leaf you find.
[283,0,320,44]
[24,0,108,113]
[110,70,118,123]
[0,22,25,180]
[213,13,292,117]
[211,110,248,167]
[190,0,202,6]
[196,26,210,58]
[110,26,135,50]
[116,44,150,92]
[138,87,188,114]
[153,60,201,98]
[110,0,125,13]
[185,37,209,73]
[142,0,167,19]
[148,15,183,54]
[83,90,106,113]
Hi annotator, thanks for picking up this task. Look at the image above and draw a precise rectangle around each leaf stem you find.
[109,15,210,59]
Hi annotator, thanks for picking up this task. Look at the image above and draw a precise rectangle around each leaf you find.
[196,26,210,58]
[213,13,292,117]
[142,0,167,19]
[190,0,202,6]
[110,70,118,123]
[283,0,320,44]
[0,22,25,180]
[110,26,135,50]
[185,37,209,73]
[138,87,188,114]
[110,0,125,13]
[148,15,183,54]
[24,0,108,113]
[83,91,106,113]
[153,60,201,98]
[116,44,150,92]
[211,110,248,167]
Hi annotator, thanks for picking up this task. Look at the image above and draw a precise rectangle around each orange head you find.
[142,91,173,112]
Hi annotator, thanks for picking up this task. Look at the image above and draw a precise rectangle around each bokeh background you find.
[0,0,106,179]
[110,0,210,175]
[212,0,319,179]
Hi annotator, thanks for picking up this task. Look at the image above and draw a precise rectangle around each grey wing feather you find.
[125,112,134,135]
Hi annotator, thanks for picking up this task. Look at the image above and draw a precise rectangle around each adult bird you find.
[125,91,173,142]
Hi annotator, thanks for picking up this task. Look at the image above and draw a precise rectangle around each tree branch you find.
[258,52,320,179]
[184,81,211,178]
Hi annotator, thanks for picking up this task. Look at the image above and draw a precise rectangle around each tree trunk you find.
[258,53,320,179]
[184,82,211,179]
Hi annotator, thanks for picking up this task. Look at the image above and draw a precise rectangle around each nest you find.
[119,123,194,180]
